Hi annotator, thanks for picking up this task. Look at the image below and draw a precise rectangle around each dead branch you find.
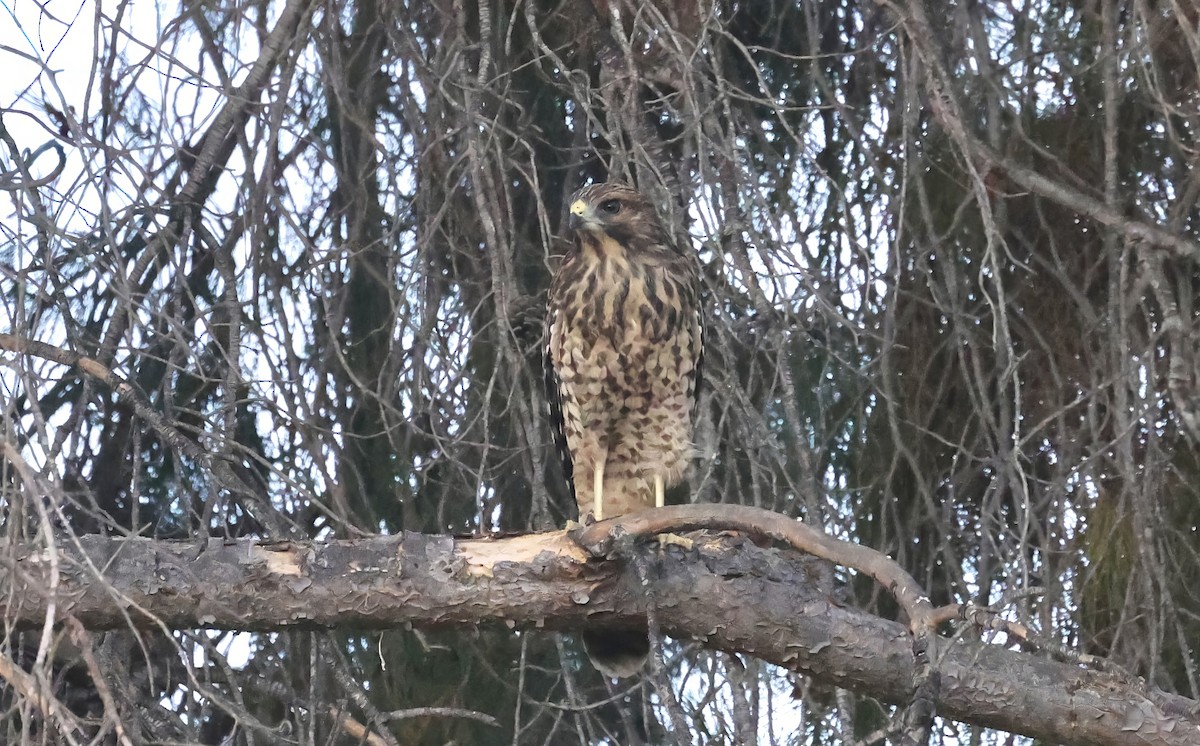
[0,519,1196,746]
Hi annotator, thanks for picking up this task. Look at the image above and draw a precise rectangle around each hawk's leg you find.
[593,451,607,521]
[654,474,665,509]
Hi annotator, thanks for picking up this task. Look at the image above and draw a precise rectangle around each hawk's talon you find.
[654,532,694,552]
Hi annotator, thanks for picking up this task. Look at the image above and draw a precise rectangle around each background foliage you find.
[2,0,1199,742]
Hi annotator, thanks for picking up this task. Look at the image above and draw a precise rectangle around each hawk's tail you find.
[582,629,649,678]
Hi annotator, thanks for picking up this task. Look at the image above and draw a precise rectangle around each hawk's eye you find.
[598,199,621,215]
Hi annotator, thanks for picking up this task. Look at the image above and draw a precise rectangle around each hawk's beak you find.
[568,199,593,231]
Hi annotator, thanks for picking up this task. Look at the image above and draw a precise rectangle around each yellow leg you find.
[654,474,665,509]
[593,455,606,521]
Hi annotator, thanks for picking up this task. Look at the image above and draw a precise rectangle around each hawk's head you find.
[566,183,673,252]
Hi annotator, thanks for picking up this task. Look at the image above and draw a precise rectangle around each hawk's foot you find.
[654,532,694,552]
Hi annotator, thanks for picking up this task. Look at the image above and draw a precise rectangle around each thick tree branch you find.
[2,522,1196,746]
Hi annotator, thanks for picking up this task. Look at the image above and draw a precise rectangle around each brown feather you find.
[544,182,704,677]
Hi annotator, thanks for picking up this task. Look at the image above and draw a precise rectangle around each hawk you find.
[545,182,703,677]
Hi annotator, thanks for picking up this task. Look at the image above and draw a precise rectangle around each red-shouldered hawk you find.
[544,182,704,677]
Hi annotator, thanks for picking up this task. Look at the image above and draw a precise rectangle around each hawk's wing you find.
[692,292,705,416]
[543,326,575,504]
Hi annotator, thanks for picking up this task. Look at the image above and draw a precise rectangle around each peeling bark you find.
[2,530,1196,746]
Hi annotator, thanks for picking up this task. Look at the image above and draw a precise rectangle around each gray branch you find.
[3,530,1196,746]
